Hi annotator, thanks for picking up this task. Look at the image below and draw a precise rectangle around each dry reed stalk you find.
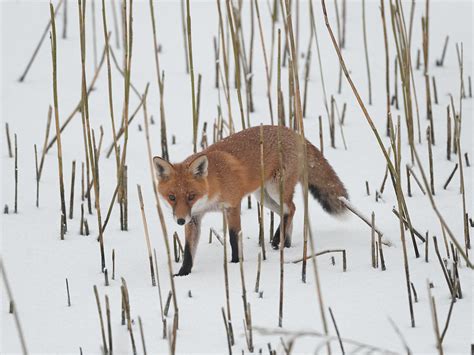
[50,4,68,234]
[309,1,330,121]
[68,160,76,219]
[381,0,391,136]
[34,145,39,207]
[436,35,449,66]
[93,285,108,354]
[322,0,416,326]
[0,259,28,354]
[19,0,64,82]
[238,231,253,351]
[292,249,347,272]
[443,164,458,190]
[371,212,376,268]
[5,123,12,158]
[432,76,438,104]
[254,0,274,123]
[101,0,120,172]
[78,0,105,270]
[137,185,156,287]
[281,2,330,350]
[362,0,372,105]
[153,252,167,339]
[258,124,266,260]
[45,45,106,155]
[225,0,246,131]
[105,295,113,355]
[277,124,285,328]
[117,0,134,232]
[14,134,18,214]
[328,307,345,354]
[121,279,137,355]
[221,213,234,345]
[427,281,444,355]
[138,317,147,355]
[302,30,313,118]
[427,126,435,195]
[91,0,98,70]
[65,278,71,306]
[185,0,198,152]
[180,0,189,73]
[110,0,120,49]
[221,307,233,355]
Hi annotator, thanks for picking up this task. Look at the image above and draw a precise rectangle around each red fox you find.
[154,125,348,275]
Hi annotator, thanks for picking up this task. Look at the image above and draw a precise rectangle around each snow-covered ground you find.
[1,0,472,354]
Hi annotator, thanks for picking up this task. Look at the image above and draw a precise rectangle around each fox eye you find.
[188,193,195,201]
[168,194,176,201]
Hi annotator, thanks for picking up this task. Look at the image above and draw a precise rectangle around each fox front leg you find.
[176,216,202,276]
[225,206,241,263]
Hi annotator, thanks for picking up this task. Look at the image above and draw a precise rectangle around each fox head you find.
[153,155,209,225]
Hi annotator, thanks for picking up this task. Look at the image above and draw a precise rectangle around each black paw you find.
[230,257,239,263]
[174,267,191,277]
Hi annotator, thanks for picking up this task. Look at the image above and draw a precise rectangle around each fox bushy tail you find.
[304,142,348,215]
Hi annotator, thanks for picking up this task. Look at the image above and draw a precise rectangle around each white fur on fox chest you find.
[191,195,224,216]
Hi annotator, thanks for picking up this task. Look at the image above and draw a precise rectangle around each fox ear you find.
[153,156,174,181]
[189,155,208,178]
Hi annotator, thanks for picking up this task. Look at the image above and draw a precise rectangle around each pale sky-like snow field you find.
[1,0,473,354]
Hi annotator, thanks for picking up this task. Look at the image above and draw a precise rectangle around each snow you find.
[1,0,472,354]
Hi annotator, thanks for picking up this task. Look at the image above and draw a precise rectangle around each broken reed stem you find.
[427,281,444,355]
[427,126,435,195]
[292,249,347,272]
[254,252,262,293]
[180,0,189,73]
[137,185,156,287]
[5,123,13,158]
[93,285,108,354]
[68,160,76,219]
[362,0,372,105]
[406,165,426,195]
[18,0,64,82]
[436,35,449,66]
[14,134,18,214]
[66,278,71,306]
[152,249,165,326]
[105,295,113,355]
[0,259,28,354]
[34,145,39,207]
[371,212,376,268]
[121,279,137,355]
[221,307,233,355]
[50,4,68,235]
[443,164,458,190]
[185,0,198,153]
[328,307,345,355]
[432,76,438,104]
[138,317,147,355]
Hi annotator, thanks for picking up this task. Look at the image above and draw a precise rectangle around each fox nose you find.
[177,218,186,226]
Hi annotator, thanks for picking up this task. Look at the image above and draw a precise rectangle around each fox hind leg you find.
[271,200,295,249]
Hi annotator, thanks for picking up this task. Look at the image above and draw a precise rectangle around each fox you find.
[153,125,348,276]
